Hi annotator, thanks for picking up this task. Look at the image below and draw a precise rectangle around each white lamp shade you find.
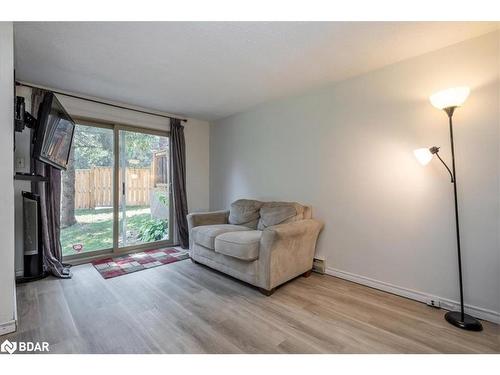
[429,86,470,110]
[414,148,434,166]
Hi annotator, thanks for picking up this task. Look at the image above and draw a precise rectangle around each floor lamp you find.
[413,86,482,331]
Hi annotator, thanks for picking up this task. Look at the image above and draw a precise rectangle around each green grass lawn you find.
[60,206,165,256]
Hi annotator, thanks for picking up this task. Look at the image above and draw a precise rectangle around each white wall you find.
[210,32,500,321]
[185,117,210,213]
[0,22,16,335]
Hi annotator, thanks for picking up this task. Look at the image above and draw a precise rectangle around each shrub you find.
[138,219,168,242]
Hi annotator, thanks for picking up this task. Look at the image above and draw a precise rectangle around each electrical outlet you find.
[425,297,441,308]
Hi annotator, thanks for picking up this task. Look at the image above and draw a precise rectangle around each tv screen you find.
[33,92,75,170]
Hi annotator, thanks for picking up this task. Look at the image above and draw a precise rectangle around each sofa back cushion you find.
[257,201,305,230]
[228,199,263,229]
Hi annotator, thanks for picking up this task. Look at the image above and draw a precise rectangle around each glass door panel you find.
[60,124,114,256]
[118,129,170,247]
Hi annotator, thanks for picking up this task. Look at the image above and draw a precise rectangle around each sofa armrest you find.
[258,219,323,289]
[187,210,229,231]
[265,219,323,240]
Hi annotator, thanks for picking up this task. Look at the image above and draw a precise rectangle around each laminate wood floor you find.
[6,259,499,353]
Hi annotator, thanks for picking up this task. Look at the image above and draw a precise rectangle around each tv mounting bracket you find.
[15,95,37,132]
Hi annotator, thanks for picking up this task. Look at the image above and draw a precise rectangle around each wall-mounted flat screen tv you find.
[32,92,75,170]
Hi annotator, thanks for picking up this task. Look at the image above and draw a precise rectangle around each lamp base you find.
[445,311,483,331]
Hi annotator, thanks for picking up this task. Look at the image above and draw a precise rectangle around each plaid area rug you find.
[92,248,189,279]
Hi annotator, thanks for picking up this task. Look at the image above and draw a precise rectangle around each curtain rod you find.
[15,81,188,123]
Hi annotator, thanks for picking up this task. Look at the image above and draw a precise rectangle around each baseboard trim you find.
[0,320,17,336]
[325,267,500,324]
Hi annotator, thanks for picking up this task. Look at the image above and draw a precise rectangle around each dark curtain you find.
[170,119,189,248]
[31,89,72,278]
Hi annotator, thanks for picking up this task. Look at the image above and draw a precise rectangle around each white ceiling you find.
[14,22,499,121]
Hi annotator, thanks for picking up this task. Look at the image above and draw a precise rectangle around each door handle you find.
[122,182,125,196]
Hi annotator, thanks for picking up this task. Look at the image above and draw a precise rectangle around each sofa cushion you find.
[215,230,262,261]
[257,202,305,230]
[191,224,249,250]
[228,199,263,229]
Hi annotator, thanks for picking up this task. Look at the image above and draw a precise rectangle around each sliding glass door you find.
[118,129,171,248]
[60,124,114,257]
[60,121,171,260]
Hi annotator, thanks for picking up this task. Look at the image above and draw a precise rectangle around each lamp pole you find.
[445,107,465,321]
[442,106,482,331]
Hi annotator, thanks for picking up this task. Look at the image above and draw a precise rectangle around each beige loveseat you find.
[187,199,323,295]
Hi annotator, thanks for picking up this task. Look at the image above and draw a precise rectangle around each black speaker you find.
[22,191,43,278]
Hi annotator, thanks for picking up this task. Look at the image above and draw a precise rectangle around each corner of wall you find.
[0,21,17,333]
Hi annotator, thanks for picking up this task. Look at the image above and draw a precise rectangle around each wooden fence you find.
[75,167,154,209]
